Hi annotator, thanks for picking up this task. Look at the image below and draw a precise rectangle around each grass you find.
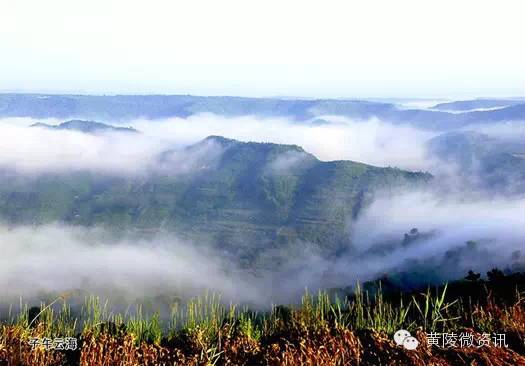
[1,280,524,365]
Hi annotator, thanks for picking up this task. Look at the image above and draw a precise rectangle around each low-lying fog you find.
[1,114,524,308]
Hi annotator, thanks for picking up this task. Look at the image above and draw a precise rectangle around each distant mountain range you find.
[1,94,525,130]
[431,99,525,112]
[31,119,138,133]
[0,136,430,266]
[428,130,525,194]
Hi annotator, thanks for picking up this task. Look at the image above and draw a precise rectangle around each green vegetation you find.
[0,137,431,267]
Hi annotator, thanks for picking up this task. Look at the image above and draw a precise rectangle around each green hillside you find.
[0,136,431,265]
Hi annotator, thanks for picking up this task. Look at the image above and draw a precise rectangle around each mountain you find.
[431,99,524,112]
[2,93,525,131]
[0,94,395,121]
[31,119,138,133]
[462,103,525,123]
[0,136,431,266]
[427,131,525,194]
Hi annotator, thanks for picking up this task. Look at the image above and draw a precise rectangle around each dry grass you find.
[1,286,524,365]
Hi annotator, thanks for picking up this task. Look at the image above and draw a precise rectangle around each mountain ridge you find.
[3,93,525,130]
[30,119,138,133]
[0,136,431,266]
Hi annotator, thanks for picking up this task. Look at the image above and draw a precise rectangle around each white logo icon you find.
[394,329,419,350]
[403,336,419,350]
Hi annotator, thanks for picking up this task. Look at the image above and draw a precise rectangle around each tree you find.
[465,270,480,282]
[487,268,505,282]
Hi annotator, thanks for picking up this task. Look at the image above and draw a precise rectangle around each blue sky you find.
[1,0,524,98]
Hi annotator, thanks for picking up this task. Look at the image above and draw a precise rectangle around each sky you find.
[1,0,524,98]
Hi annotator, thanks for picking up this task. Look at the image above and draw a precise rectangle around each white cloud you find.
[1,115,525,307]
[130,114,437,171]
[352,191,525,254]
[1,191,525,307]
[0,115,438,176]
[0,224,261,304]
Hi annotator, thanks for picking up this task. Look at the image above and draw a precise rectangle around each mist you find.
[347,191,525,277]
[0,224,264,305]
[1,114,525,308]
[266,190,525,295]
[0,115,436,175]
[129,114,437,171]
[2,190,524,308]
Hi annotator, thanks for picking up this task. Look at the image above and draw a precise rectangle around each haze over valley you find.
[1,94,525,306]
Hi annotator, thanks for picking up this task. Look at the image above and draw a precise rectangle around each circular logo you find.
[393,329,411,346]
[402,336,419,350]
